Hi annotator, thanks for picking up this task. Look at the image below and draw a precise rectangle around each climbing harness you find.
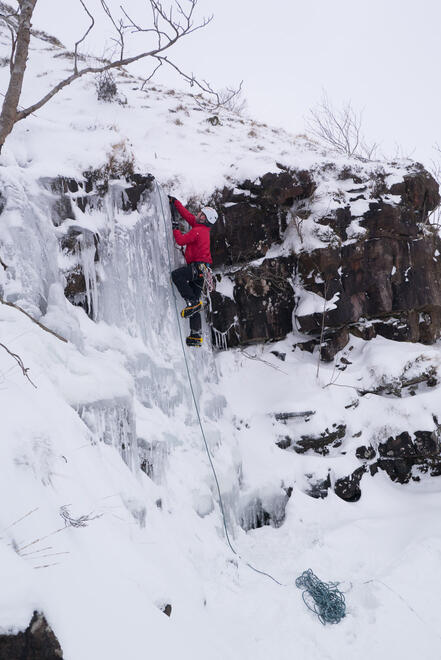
[156,183,347,617]
[296,569,346,624]
[199,263,214,295]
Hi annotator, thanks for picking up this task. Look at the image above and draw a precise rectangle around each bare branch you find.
[16,525,67,553]
[0,298,68,343]
[0,507,39,535]
[59,505,102,527]
[121,5,170,47]
[144,55,243,109]
[241,348,288,375]
[140,58,164,89]
[74,0,95,75]
[0,9,19,76]
[101,0,125,60]
[0,341,36,387]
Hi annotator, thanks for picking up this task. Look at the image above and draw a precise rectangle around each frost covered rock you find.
[0,611,63,659]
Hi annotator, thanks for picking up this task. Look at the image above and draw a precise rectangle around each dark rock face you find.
[0,611,63,659]
[354,427,441,484]
[61,225,100,316]
[376,429,441,483]
[356,445,376,460]
[211,257,295,347]
[210,170,315,267]
[277,423,346,455]
[209,162,441,352]
[296,232,441,344]
[334,466,367,502]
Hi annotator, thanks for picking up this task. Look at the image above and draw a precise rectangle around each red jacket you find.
[172,200,213,265]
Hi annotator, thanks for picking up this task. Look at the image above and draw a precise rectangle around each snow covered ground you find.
[0,17,440,660]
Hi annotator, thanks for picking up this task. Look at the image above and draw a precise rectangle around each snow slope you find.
[0,18,440,660]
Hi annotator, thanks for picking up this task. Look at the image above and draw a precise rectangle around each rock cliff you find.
[207,162,441,359]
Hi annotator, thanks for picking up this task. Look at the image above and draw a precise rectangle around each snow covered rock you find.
[0,611,63,659]
[209,161,441,356]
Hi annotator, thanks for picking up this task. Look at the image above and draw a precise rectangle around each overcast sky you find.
[33,0,441,168]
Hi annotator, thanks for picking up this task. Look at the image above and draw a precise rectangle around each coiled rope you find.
[295,569,346,624]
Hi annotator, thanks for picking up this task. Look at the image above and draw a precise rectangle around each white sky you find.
[32,0,441,167]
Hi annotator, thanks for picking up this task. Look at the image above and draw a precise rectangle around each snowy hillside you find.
[1,18,441,660]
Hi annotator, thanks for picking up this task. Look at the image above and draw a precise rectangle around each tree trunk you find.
[0,0,38,152]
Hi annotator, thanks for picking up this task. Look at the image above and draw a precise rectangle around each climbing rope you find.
[156,183,287,585]
[156,184,349,609]
[156,184,237,550]
[295,569,346,624]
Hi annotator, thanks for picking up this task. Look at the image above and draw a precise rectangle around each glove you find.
[168,195,177,205]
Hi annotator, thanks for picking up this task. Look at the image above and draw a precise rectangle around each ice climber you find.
[168,195,218,347]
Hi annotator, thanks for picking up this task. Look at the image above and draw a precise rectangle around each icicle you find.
[212,321,237,350]
[78,240,99,320]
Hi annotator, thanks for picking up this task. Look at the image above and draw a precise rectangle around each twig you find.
[0,507,39,534]
[59,504,102,527]
[0,341,36,387]
[28,551,70,559]
[143,55,243,109]
[0,298,68,343]
[241,349,288,375]
[16,526,67,553]
[74,0,95,74]
[322,381,360,392]
[19,546,52,556]
[101,0,125,60]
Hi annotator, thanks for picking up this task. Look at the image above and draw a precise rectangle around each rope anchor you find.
[295,569,346,624]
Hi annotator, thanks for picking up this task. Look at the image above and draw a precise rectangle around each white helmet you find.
[201,206,218,224]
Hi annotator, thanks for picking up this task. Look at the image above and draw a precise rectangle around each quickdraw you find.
[200,263,214,294]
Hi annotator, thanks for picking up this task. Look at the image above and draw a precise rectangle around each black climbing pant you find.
[171,263,204,332]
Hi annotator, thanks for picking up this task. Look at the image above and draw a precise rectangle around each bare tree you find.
[0,0,240,151]
[307,92,378,160]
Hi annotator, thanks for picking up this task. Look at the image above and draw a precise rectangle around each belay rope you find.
[296,569,346,624]
[156,183,347,623]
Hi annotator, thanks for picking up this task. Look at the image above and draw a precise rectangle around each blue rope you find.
[295,569,346,624]
[156,184,350,610]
